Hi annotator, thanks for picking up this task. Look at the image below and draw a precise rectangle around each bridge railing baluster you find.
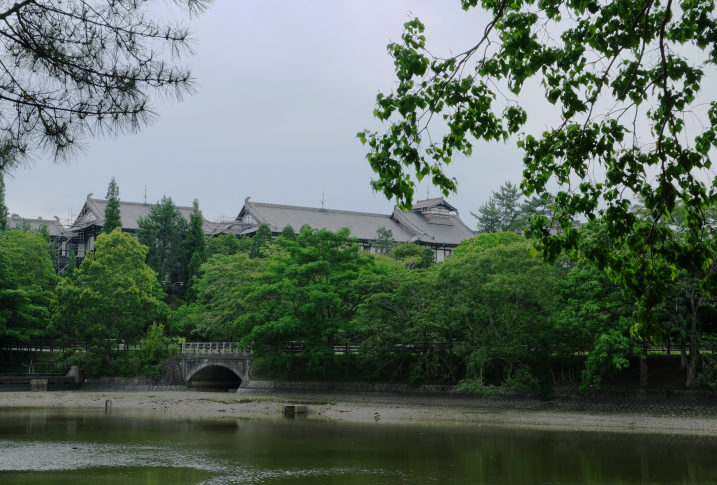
[181,342,245,354]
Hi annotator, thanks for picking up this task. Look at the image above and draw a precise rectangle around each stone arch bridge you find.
[180,342,253,391]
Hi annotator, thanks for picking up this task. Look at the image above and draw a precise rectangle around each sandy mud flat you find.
[1,390,717,436]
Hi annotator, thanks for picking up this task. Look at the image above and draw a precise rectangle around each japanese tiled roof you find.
[73,195,220,233]
[6,217,65,236]
[237,197,475,246]
[237,199,414,241]
[68,193,476,246]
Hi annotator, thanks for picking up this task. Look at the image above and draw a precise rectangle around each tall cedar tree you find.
[473,182,556,234]
[492,181,521,231]
[472,199,501,233]
[281,225,297,241]
[183,199,208,303]
[137,196,188,286]
[374,227,396,255]
[0,172,8,231]
[65,250,78,278]
[102,177,122,234]
[250,224,273,259]
[38,222,55,264]
[0,0,210,175]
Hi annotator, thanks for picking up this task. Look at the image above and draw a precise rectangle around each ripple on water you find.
[0,439,398,483]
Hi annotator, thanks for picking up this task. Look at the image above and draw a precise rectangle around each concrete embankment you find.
[0,366,84,392]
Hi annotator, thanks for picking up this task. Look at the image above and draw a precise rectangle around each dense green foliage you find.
[164,222,717,391]
[52,229,168,361]
[373,226,396,255]
[4,190,717,391]
[182,200,208,303]
[0,231,57,341]
[281,225,297,241]
[250,223,274,259]
[554,259,638,392]
[392,242,434,269]
[175,252,269,340]
[102,177,122,234]
[359,0,717,337]
[132,323,178,379]
[137,196,188,285]
[447,244,562,397]
[237,227,381,373]
[65,250,77,277]
[207,233,252,256]
[1,230,58,290]
[0,172,7,231]
[452,232,525,258]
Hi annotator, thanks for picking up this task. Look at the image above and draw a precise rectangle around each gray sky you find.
[7,1,711,226]
[5,1,528,227]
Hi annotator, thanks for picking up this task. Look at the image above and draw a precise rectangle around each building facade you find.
[19,193,477,273]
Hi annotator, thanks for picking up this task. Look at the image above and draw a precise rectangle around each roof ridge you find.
[251,202,394,219]
[7,216,62,224]
[450,213,476,233]
[89,197,194,210]
[244,198,271,225]
[391,207,425,237]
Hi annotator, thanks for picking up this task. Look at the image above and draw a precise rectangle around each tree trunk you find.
[681,344,688,370]
[685,297,700,387]
[686,349,699,387]
[640,357,648,388]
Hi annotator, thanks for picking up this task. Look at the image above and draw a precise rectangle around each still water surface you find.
[1,408,716,484]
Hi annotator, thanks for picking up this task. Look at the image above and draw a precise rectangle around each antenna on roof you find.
[426,184,430,200]
[321,191,326,210]
[143,186,148,205]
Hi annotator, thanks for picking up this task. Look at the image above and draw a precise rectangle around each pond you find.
[1,408,716,484]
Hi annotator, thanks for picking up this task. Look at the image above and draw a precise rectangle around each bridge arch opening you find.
[187,364,242,392]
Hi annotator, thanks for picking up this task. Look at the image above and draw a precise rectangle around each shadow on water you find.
[1,407,716,484]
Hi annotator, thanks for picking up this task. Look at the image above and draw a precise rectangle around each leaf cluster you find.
[52,229,168,358]
[237,226,380,374]
[361,0,717,336]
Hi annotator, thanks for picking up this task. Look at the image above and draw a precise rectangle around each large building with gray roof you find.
[228,196,476,262]
[35,192,477,272]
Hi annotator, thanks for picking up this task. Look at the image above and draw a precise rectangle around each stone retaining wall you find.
[240,380,463,394]
[82,356,186,392]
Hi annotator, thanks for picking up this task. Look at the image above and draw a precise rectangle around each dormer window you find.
[412,198,457,225]
[424,213,452,225]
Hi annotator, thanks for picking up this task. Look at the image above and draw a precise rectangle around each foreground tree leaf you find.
[361,0,717,337]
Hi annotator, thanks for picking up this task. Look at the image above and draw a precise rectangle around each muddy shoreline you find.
[1,390,717,436]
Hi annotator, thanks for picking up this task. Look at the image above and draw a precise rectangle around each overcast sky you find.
[6,1,711,227]
[4,1,533,226]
